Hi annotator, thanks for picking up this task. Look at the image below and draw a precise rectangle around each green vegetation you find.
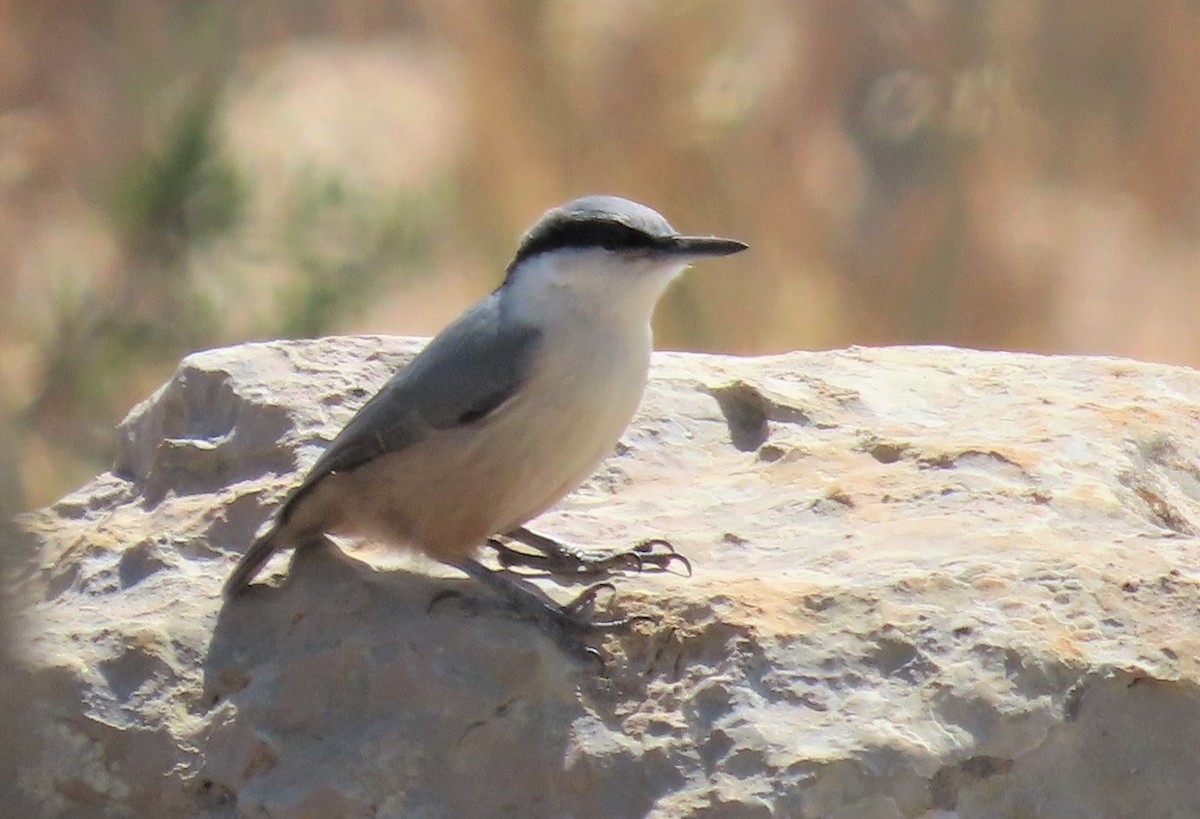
[22,83,443,498]
[27,89,244,467]
[275,171,445,339]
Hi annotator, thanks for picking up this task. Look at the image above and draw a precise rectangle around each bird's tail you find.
[223,525,283,598]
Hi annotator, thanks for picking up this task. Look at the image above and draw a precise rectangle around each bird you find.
[223,195,747,654]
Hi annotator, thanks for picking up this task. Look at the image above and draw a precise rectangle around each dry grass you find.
[2,0,1198,510]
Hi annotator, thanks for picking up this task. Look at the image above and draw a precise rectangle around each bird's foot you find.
[490,526,692,578]
[432,558,653,669]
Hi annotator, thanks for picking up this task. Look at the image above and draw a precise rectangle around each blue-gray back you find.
[280,290,542,522]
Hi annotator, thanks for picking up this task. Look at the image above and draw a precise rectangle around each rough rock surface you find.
[13,337,1200,818]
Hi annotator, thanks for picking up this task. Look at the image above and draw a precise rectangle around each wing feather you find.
[280,291,541,521]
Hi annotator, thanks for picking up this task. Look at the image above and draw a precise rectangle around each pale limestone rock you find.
[12,337,1200,818]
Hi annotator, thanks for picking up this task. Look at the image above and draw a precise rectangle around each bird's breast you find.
[483,320,652,522]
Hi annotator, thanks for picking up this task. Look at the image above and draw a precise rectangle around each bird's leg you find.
[489,526,692,578]
[435,555,650,664]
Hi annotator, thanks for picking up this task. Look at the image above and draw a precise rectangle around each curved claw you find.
[560,584,659,632]
[427,588,465,614]
[634,538,678,554]
[623,613,658,629]
[564,582,617,615]
[577,644,607,675]
[632,539,693,577]
[664,553,693,577]
[491,530,695,580]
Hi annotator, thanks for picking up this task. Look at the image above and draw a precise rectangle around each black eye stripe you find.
[511,217,666,268]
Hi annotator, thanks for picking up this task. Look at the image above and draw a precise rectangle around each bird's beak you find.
[664,235,749,259]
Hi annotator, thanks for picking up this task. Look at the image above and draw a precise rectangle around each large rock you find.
[12,337,1200,818]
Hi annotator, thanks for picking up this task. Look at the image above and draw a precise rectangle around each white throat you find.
[504,249,687,336]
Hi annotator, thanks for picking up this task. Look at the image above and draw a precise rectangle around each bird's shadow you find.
[203,537,507,707]
[198,538,633,815]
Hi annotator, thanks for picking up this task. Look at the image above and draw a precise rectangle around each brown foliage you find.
[1,0,1198,508]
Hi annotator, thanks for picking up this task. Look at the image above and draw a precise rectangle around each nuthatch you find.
[224,196,747,655]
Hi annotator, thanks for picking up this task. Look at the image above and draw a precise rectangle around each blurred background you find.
[1,0,1199,513]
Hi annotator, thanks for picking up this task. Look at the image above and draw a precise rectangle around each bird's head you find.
[502,195,747,324]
